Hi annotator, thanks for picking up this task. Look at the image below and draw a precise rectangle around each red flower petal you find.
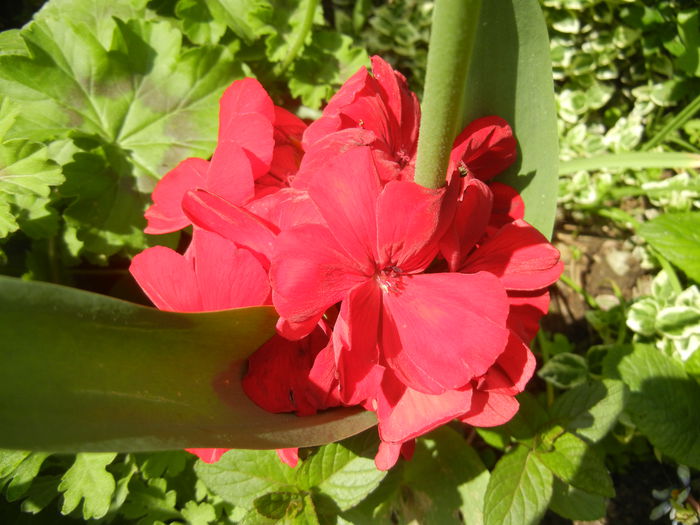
[186,448,229,463]
[460,391,520,427]
[507,290,550,343]
[461,219,562,291]
[450,116,517,181]
[144,157,208,234]
[376,370,472,443]
[376,180,449,272]
[182,189,277,264]
[276,448,299,468]
[381,272,510,394]
[334,281,383,405]
[130,246,200,312]
[271,224,368,334]
[191,229,270,310]
[206,142,255,206]
[480,332,536,395]
[309,147,381,269]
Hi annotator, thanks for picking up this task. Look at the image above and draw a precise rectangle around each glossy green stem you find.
[414,0,482,189]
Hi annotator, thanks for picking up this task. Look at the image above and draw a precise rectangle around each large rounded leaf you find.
[0,276,376,452]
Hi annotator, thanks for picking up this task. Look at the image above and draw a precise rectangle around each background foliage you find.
[1,0,699,524]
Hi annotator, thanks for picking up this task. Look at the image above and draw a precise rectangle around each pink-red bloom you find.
[130,56,563,472]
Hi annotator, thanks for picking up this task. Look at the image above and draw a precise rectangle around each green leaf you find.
[4,453,51,502]
[264,0,323,67]
[287,30,369,109]
[463,0,559,237]
[611,344,700,469]
[548,478,607,522]
[550,379,627,443]
[558,152,700,175]
[0,16,243,181]
[536,432,614,497]
[195,450,298,509]
[60,150,148,257]
[58,453,117,519]
[656,306,700,338]
[504,393,550,442]
[402,427,490,525]
[175,0,227,45]
[254,490,305,520]
[537,353,589,389]
[637,212,700,283]
[0,276,376,452]
[0,139,63,239]
[119,477,181,523]
[203,0,271,44]
[483,445,553,525]
[181,500,217,525]
[297,431,386,511]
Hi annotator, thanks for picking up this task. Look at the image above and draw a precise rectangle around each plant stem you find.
[278,0,319,74]
[414,0,482,189]
[644,91,700,151]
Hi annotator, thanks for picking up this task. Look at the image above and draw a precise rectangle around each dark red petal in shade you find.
[306,342,343,410]
[129,246,200,312]
[333,281,383,405]
[144,157,208,234]
[191,229,270,309]
[460,391,520,427]
[375,370,473,444]
[460,219,563,291]
[490,181,525,224]
[276,448,299,468]
[439,176,493,272]
[381,272,510,395]
[206,142,255,206]
[182,189,277,265]
[450,116,517,182]
[507,290,550,343]
[376,180,449,272]
[186,448,229,463]
[270,224,369,333]
[308,147,381,270]
[480,332,536,395]
[242,332,324,416]
[269,106,306,183]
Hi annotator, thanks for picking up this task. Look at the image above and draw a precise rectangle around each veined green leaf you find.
[637,212,700,283]
[462,0,559,238]
[0,276,376,452]
[611,344,700,469]
[548,478,607,522]
[483,445,553,525]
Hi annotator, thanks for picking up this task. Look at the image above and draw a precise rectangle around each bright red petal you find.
[144,157,208,234]
[130,246,200,312]
[375,441,402,471]
[276,448,299,468]
[186,448,229,463]
[334,281,383,405]
[271,224,368,334]
[461,219,562,291]
[460,391,520,427]
[381,272,510,394]
[481,332,536,395]
[308,147,381,269]
[191,229,270,309]
[376,370,472,443]
[206,142,255,205]
[376,181,449,272]
[182,189,277,264]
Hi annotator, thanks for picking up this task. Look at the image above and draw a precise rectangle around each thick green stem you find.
[414,0,483,189]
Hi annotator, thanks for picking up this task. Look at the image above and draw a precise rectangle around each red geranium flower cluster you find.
[130,56,563,470]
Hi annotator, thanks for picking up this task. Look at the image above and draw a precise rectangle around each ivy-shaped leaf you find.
[58,452,117,520]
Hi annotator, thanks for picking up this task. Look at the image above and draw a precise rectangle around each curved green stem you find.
[414,0,483,189]
[278,0,319,74]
